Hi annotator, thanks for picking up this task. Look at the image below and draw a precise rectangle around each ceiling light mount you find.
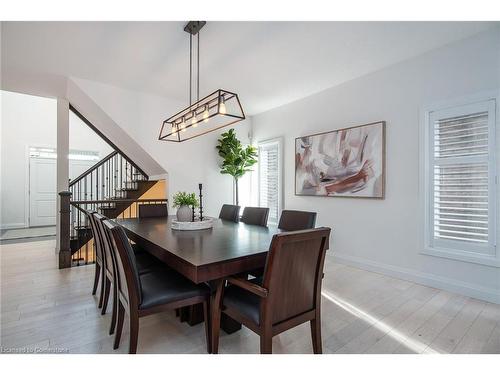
[159,21,245,143]
[184,21,206,35]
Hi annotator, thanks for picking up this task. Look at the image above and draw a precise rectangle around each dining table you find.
[113,215,282,345]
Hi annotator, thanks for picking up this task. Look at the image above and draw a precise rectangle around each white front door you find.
[29,157,57,227]
[29,155,99,227]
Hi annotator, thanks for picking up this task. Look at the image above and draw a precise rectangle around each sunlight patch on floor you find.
[321,290,437,354]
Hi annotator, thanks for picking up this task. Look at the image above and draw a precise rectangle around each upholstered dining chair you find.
[249,209,318,279]
[211,227,331,354]
[240,207,270,227]
[94,213,163,333]
[103,220,212,354]
[278,210,317,231]
[219,204,240,222]
[84,209,105,308]
[92,213,117,319]
[138,203,168,218]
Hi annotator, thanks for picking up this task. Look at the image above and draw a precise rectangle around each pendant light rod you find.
[189,33,192,106]
[197,31,200,102]
[185,21,205,105]
[159,21,245,143]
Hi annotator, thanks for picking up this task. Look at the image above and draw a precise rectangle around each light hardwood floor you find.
[1,239,499,354]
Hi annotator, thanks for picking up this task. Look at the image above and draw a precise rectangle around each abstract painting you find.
[295,121,385,198]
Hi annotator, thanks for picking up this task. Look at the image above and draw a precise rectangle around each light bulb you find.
[219,100,227,115]
[180,117,186,132]
[171,124,177,134]
[203,106,209,122]
[191,112,198,128]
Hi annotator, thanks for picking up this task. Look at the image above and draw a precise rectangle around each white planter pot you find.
[176,205,192,222]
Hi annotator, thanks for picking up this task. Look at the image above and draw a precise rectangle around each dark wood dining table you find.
[114,215,282,345]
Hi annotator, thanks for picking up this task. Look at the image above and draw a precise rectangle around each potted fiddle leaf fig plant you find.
[172,191,199,222]
[216,129,258,206]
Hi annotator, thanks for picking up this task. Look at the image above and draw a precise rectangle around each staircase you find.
[59,106,167,268]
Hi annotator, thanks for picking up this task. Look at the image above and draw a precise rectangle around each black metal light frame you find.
[158,89,245,142]
[158,21,245,143]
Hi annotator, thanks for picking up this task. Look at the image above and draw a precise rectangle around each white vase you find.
[176,205,192,222]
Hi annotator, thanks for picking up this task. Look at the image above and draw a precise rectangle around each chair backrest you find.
[103,220,142,308]
[93,213,114,276]
[138,203,168,218]
[261,227,331,325]
[278,210,317,231]
[240,207,270,227]
[83,209,103,262]
[219,204,240,222]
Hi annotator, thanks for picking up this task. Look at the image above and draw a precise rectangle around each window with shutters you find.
[423,98,497,265]
[258,139,282,224]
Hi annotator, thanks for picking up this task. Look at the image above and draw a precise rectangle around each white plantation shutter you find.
[258,139,282,224]
[428,100,496,256]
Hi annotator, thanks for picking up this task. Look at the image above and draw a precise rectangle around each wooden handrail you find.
[71,198,168,205]
[70,198,168,215]
[69,104,149,180]
[69,150,118,187]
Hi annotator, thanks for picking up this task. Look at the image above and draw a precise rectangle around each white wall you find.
[0,90,113,228]
[71,78,253,217]
[251,29,500,303]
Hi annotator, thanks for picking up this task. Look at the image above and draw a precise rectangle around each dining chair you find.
[138,203,168,218]
[240,207,270,227]
[84,209,105,308]
[211,227,331,354]
[278,210,317,231]
[219,204,240,222]
[94,213,164,332]
[92,213,119,334]
[250,210,318,279]
[103,219,212,354]
[92,213,117,319]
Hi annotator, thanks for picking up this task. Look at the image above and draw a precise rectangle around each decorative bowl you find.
[171,217,214,231]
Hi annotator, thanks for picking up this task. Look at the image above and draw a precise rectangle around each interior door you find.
[29,157,57,227]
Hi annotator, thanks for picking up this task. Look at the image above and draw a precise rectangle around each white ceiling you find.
[1,21,496,115]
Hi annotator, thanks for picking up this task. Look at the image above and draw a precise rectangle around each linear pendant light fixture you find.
[159,21,245,143]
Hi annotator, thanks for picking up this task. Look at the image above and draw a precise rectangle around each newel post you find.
[58,191,72,269]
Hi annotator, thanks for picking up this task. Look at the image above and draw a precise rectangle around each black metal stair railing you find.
[64,150,159,267]
[69,198,168,267]
[57,104,168,269]
[69,150,148,202]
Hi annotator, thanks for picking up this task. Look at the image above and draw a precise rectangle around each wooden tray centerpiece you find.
[171,217,214,231]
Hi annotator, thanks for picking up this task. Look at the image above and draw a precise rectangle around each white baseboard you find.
[332,252,500,305]
[0,223,27,230]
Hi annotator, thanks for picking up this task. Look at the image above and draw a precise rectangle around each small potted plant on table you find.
[172,192,199,222]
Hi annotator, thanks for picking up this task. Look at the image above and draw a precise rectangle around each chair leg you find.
[129,310,139,354]
[92,262,100,295]
[109,282,118,335]
[113,302,125,350]
[97,266,105,308]
[203,300,212,354]
[101,277,111,315]
[260,334,272,354]
[211,279,224,354]
[310,317,322,354]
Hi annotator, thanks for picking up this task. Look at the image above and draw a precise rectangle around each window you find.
[258,139,282,224]
[423,98,497,265]
[29,147,100,161]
